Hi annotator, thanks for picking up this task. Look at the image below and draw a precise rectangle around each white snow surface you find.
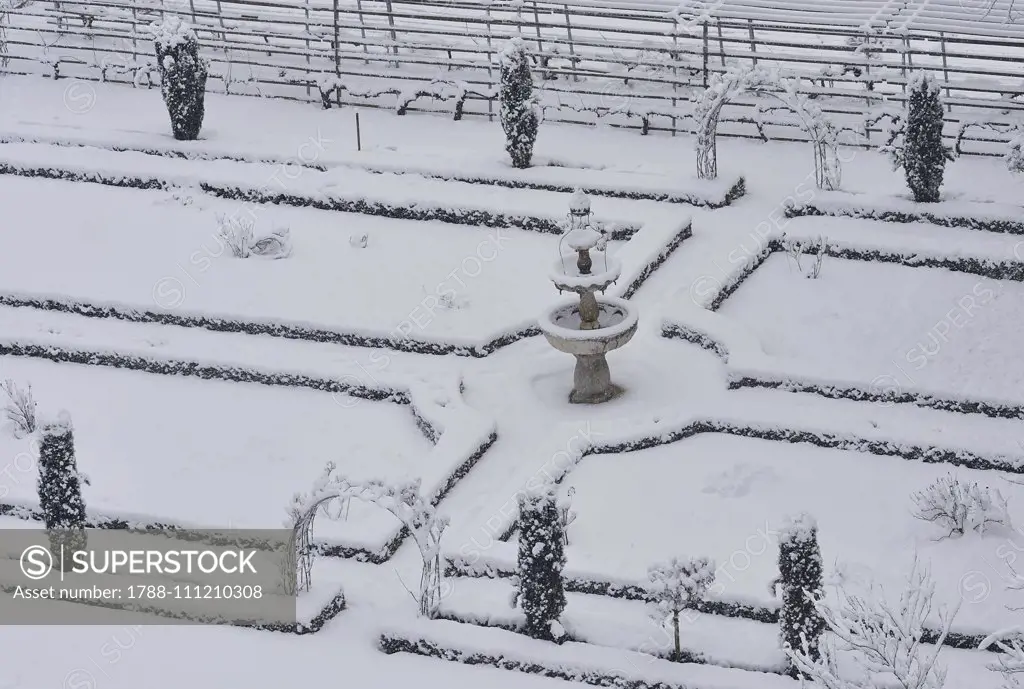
[0,76,1023,689]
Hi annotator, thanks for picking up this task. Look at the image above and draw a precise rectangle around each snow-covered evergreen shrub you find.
[911,474,1010,538]
[150,16,208,141]
[1,379,36,439]
[498,38,540,169]
[37,412,87,571]
[512,483,566,641]
[776,512,825,676]
[893,72,953,203]
[788,556,957,689]
[647,556,715,661]
[1008,131,1024,176]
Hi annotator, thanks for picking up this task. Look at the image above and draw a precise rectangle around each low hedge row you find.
[0,159,641,239]
[620,221,694,300]
[0,134,746,207]
[785,199,1024,235]
[0,582,346,633]
[729,376,1024,421]
[379,634,688,689]
[442,558,777,624]
[0,292,537,358]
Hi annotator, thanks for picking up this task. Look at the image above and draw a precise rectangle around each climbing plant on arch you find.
[694,66,851,190]
[285,462,449,618]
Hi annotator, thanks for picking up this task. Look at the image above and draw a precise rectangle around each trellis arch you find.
[285,462,448,617]
[694,66,852,190]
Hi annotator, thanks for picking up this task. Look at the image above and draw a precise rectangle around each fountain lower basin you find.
[539,296,638,403]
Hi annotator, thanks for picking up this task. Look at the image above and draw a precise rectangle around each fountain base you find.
[538,296,638,405]
[569,353,624,404]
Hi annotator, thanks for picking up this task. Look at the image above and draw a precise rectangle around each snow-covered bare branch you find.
[287,462,449,616]
[911,474,1010,539]
[787,556,958,689]
[1,379,36,439]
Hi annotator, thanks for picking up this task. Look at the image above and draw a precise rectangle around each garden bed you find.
[0,355,441,551]
[715,252,1024,406]
[552,431,1024,634]
[0,175,562,343]
[379,619,797,689]
[436,576,786,672]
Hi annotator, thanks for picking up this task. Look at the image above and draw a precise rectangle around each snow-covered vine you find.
[694,66,849,188]
[285,462,448,617]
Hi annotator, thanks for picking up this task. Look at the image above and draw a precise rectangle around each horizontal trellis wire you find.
[3,0,1024,153]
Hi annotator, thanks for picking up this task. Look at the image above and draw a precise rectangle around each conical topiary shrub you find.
[897,71,953,202]
[498,38,539,169]
[150,15,209,141]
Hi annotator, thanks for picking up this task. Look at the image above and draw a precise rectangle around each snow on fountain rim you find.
[550,256,622,291]
[565,227,603,251]
[538,295,639,342]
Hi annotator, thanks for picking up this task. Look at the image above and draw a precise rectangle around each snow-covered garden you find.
[4,15,1024,689]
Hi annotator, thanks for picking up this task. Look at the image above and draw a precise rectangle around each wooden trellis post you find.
[356,0,369,64]
[672,16,678,136]
[939,32,951,112]
[564,5,577,81]
[532,1,545,78]
[333,0,340,106]
[717,21,724,67]
[748,19,757,67]
[385,0,398,66]
[702,21,709,87]
[304,0,311,98]
[486,1,494,120]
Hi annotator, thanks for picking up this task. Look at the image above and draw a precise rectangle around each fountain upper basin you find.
[550,256,622,294]
[538,296,639,356]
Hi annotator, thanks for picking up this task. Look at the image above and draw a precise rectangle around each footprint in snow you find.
[702,463,779,498]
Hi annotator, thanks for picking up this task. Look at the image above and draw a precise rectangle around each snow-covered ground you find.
[1,74,1023,689]
[719,253,1024,403]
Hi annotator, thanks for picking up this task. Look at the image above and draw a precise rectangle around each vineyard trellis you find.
[3,0,1024,153]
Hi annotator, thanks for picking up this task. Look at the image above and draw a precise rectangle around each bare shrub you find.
[911,474,1010,538]
[1,379,36,439]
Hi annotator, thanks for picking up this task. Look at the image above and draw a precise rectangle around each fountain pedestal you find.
[539,296,638,404]
[572,354,614,404]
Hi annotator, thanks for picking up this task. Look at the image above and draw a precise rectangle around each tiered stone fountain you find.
[539,190,638,404]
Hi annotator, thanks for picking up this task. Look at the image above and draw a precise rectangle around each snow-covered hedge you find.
[785,193,1024,235]
[0,158,642,239]
[444,553,778,623]
[0,131,747,207]
[0,291,541,358]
